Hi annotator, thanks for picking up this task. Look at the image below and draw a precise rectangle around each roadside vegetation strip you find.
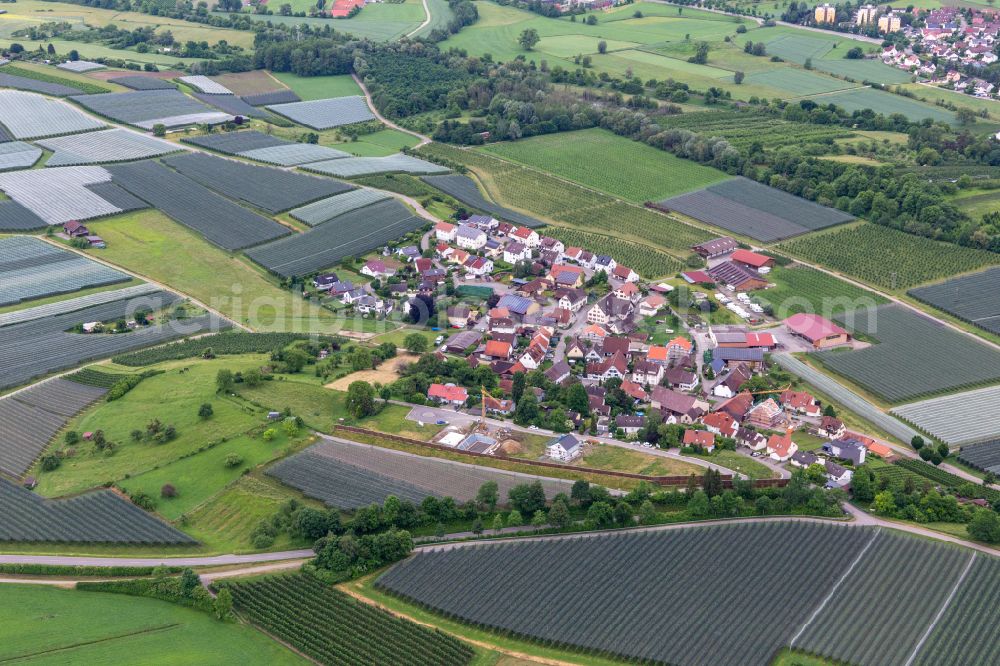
[225,573,476,666]
[305,153,449,178]
[266,95,376,129]
[478,128,730,203]
[108,160,291,251]
[0,236,131,308]
[819,304,1000,403]
[419,173,545,228]
[377,521,875,666]
[163,152,353,214]
[245,198,426,278]
[794,531,972,666]
[891,385,1000,448]
[0,478,196,544]
[957,441,1000,476]
[110,331,325,366]
[0,90,105,140]
[909,266,1000,336]
[771,354,920,445]
[38,128,184,167]
[268,439,574,510]
[289,188,391,226]
[656,110,855,150]
[780,223,1000,291]
[910,556,1000,666]
[0,378,108,478]
[543,226,682,278]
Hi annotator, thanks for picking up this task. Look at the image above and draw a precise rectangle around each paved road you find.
[773,353,921,445]
[0,550,314,568]
[353,74,431,148]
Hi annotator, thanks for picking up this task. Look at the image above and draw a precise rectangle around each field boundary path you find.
[903,552,977,666]
[352,74,431,148]
[407,0,432,38]
[789,528,882,648]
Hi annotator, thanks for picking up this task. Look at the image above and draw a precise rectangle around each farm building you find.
[691,237,737,258]
[731,249,775,271]
[713,347,765,370]
[707,261,769,292]
[444,330,481,354]
[783,313,849,349]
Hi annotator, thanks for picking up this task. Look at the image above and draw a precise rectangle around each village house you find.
[616,415,645,436]
[736,427,767,452]
[434,221,457,242]
[463,256,493,277]
[586,352,628,382]
[664,367,698,392]
[620,379,648,403]
[427,383,468,407]
[666,336,693,360]
[825,460,853,487]
[717,391,754,423]
[631,359,665,386]
[483,394,514,415]
[613,282,641,303]
[313,273,339,290]
[63,220,89,237]
[455,224,487,250]
[766,428,798,462]
[702,411,738,439]
[780,390,821,417]
[593,255,617,274]
[712,363,752,399]
[651,387,706,423]
[539,236,565,255]
[497,294,539,318]
[546,433,584,462]
[354,295,392,316]
[503,241,531,264]
[818,416,846,440]
[745,398,786,430]
[713,346,765,371]
[555,287,587,312]
[612,264,640,283]
[511,226,540,247]
[638,294,665,317]
[683,429,716,452]
[361,259,395,279]
[790,450,819,469]
[484,339,513,360]
[823,438,867,465]
[545,360,571,384]
[446,306,473,328]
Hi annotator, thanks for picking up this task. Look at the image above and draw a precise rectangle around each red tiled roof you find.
[732,249,772,268]
[784,313,847,342]
[684,430,715,447]
[428,383,467,402]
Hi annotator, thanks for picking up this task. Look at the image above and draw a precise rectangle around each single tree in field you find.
[403,332,428,354]
[345,380,377,418]
[734,71,744,84]
[518,28,540,51]
[476,480,499,512]
[598,40,607,54]
[956,107,977,126]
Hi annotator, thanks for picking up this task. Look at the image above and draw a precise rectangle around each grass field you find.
[269,72,363,101]
[419,143,713,259]
[3,584,304,664]
[580,444,702,477]
[479,128,730,203]
[436,2,868,101]
[216,1,424,41]
[808,87,956,124]
[84,210,344,334]
[745,67,859,96]
[780,222,1000,290]
[210,70,289,96]
[757,263,888,319]
[0,0,255,61]
[34,355,269,497]
[952,188,1000,219]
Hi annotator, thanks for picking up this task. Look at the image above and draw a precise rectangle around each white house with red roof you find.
[434,221,456,242]
[427,383,468,406]
[683,429,716,452]
[511,226,540,247]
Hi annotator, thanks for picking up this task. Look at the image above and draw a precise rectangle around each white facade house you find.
[456,224,487,250]
[546,434,583,462]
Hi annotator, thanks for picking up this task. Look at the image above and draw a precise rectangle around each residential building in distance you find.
[546,433,583,461]
[815,3,835,24]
